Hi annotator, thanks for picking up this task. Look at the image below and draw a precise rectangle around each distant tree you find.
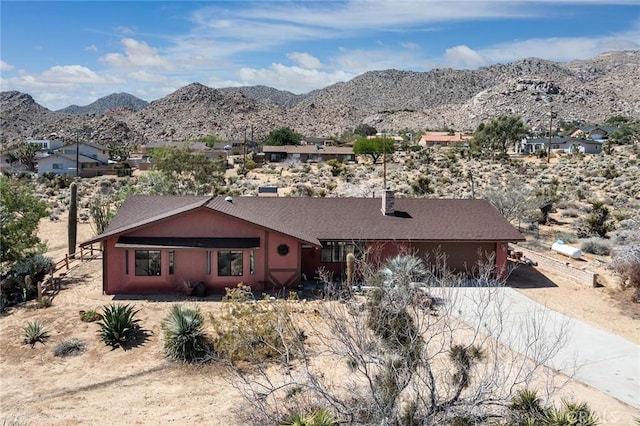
[0,176,48,270]
[609,126,638,145]
[354,123,377,137]
[198,135,226,148]
[150,146,226,195]
[605,115,629,125]
[265,127,301,146]
[107,140,134,162]
[474,115,529,155]
[353,136,394,164]
[13,143,39,171]
[483,184,537,226]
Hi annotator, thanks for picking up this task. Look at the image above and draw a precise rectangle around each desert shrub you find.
[53,338,87,357]
[22,320,49,347]
[38,295,52,309]
[580,238,612,255]
[554,232,578,244]
[97,304,141,349]
[212,286,303,364]
[609,235,640,302]
[162,305,211,363]
[244,159,258,171]
[561,209,580,218]
[79,309,102,322]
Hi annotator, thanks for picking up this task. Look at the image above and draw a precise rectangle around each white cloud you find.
[287,52,323,69]
[0,60,15,71]
[39,65,121,84]
[443,45,488,68]
[237,63,354,94]
[85,44,98,52]
[101,38,174,71]
[128,70,168,83]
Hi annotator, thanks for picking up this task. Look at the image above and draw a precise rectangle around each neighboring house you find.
[519,137,602,154]
[28,138,64,153]
[57,141,109,164]
[36,152,100,176]
[80,192,525,295]
[570,126,618,140]
[418,132,472,147]
[263,145,355,163]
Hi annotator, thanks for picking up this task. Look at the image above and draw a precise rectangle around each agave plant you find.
[22,320,49,347]
[161,304,210,363]
[98,304,141,348]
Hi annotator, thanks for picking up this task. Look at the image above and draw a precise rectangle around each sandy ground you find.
[0,213,638,425]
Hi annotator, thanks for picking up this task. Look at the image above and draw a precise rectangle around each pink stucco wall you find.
[103,208,301,294]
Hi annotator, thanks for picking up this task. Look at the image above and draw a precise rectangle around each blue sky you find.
[1,1,639,110]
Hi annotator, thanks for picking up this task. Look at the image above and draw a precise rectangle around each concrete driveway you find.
[433,286,640,409]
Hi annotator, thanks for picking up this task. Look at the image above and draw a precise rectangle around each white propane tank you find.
[551,240,582,259]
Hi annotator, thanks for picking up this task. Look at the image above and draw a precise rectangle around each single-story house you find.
[80,192,525,295]
[263,145,355,163]
[418,132,473,147]
[519,137,602,154]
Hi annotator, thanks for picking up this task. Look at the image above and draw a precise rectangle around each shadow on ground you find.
[507,265,558,288]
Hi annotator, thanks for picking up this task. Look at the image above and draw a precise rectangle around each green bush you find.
[161,305,210,363]
[22,320,49,347]
[53,338,87,357]
[79,309,102,322]
[97,304,141,349]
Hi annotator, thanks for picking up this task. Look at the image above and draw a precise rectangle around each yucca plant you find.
[510,388,547,424]
[98,304,141,349]
[161,304,210,363]
[281,408,337,426]
[22,320,49,347]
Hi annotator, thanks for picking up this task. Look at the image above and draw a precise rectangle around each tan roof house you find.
[418,132,472,147]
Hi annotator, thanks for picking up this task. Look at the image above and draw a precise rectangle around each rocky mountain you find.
[1,51,638,146]
[57,92,148,115]
[218,85,303,107]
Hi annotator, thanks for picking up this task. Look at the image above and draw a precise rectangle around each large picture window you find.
[321,241,356,263]
[218,251,243,276]
[135,250,161,276]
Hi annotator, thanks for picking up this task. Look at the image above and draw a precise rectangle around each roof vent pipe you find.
[225,196,233,203]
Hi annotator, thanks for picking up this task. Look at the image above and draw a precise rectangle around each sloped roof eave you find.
[79,196,211,247]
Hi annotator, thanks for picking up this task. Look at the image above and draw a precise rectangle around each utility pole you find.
[75,132,80,177]
[547,105,553,164]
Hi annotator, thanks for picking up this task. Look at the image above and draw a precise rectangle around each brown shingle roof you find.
[82,195,525,247]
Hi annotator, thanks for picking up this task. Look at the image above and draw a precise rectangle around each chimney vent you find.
[381,190,395,216]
